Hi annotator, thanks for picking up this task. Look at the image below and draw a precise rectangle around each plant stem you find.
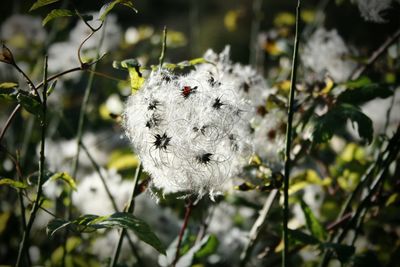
[240,189,278,266]
[173,198,194,266]
[159,26,167,69]
[320,126,400,267]
[15,56,48,267]
[282,1,301,267]
[62,19,107,267]
[110,162,143,267]
[351,27,400,80]
[249,0,263,67]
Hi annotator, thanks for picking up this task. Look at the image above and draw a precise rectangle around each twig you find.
[249,0,263,67]
[62,19,106,267]
[282,1,301,266]
[0,104,21,143]
[351,27,400,80]
[110,162,143,267]
[240,189,278,266]
[15,56,49,267]
[159,26,167,69]
[320,126,400,267]
[173,198,194,266]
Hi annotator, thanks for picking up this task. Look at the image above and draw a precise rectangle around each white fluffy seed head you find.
[124,62,256,200]
[302,28,356,83]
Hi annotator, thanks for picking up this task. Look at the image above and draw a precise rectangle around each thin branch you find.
[15,56,49,267]
[159,26,167,69]
[110,163,143,267]
[240,189,278,266]
[351,27,400,80]
[282,1,301,266]
[0,104,21,143]
[173,198,194,266]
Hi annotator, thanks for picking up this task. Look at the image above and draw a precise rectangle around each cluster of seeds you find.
[124,46,288,199]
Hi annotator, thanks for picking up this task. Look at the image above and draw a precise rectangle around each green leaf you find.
[194,234,219,258]
[313,104,373,144]
[288,229,320,246]
[343,76,372,89]
[321,243,355,263]
[99,0,138,21]
[29,0,60,11]
[16,92,43,118]
[0,82,18,89]
[0,178,28,189]
[173,234,218,267]
[48,172,77,191]
[0,83,18,101]
[337,84,393,105]
[47,212,165,254]
[300,200,327,241]
[42,9,75,26]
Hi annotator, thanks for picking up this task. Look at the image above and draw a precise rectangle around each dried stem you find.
[240,189,278,266]
[282,1,301,266]
[15,56,49,267]
[173,198,194,266]
[159,26,168,69]
[351,27,400,80]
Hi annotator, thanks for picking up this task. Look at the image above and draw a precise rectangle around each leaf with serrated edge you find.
[30,0,60,11]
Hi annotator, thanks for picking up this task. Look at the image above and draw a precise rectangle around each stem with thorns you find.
[15,56,48,267]
[282,1,301,266]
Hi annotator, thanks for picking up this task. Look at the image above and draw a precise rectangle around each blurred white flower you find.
[47,13,122,79]
[353,0,394,23]
[207,202,254,264]
[73,168,131,215]
[42,131,120,176]
[253,109,286,169]
[125,27,140,44]
[0,14,46,51]
[105,93,124,115]
[124,66,254,199]
[302,28,357,83]
[361,87,400,135]
[47,41,80,76]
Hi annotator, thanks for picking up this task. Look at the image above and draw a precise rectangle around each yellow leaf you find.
[300,9,316,23]
[224,9,243,32]
[128,67,145,92]
[108,151,139,170]
[274,12,295,27]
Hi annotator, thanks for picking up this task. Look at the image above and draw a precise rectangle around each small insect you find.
[153,132,171,150]
[182,85,198,98]
[212,97,224,109]
[148,100,160,110]
[196,152,213,164]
